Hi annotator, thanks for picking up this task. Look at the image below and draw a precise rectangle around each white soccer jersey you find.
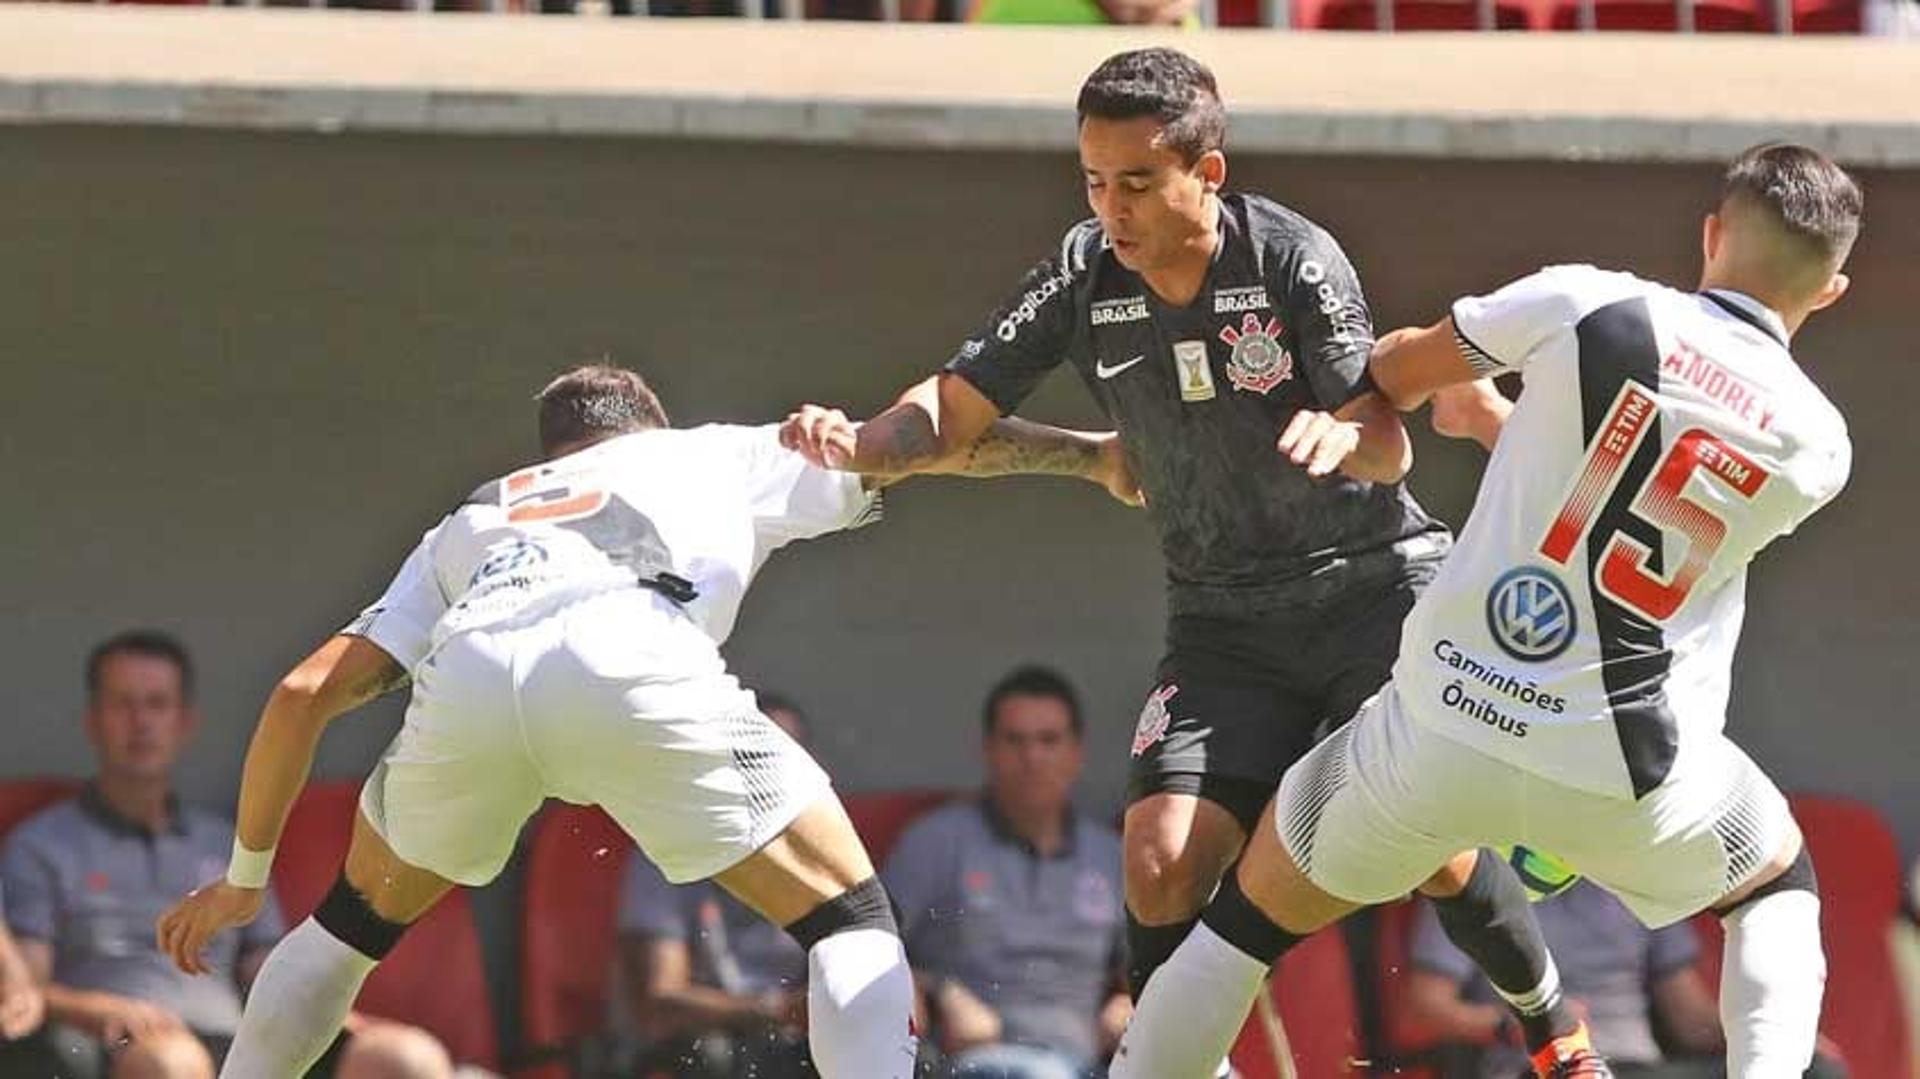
[343,424,879,673]
[1394,266,1851,800]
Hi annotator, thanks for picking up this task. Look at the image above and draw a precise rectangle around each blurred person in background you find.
[885,667,1128,1079]
[0,630,448,1079]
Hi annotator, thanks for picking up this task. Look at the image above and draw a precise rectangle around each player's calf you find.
[1420,849,1581,1052]
[1714,840,1825,1078]
[224,817,451,1079]
[783,876,918,1079]
[1112,812,1348,1078]
[221,876,408,1078]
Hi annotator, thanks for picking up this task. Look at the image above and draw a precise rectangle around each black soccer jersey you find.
[947,193,1446,617]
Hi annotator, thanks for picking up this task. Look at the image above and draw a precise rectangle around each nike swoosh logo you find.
[1095,355,1147,380]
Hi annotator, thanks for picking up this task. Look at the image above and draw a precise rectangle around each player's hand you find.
[156,880,266,977]
[93,996,188,1047]
[1094,434,1146,508]
[1277,409,1362,478]
[1428,378,1511,450]
[779,405,861,471]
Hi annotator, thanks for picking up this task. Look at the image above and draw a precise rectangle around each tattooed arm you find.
[931,418,1141,506]
[784,374,1142,505]
[229,635,408,856]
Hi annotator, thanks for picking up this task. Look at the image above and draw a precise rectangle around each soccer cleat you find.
[1530,1023,1614,1079]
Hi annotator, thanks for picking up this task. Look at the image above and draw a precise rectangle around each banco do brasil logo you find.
[1485,566,1576,662]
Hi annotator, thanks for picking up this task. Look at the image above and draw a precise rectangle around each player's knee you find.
[1124,841,1216,922]
[1415,849,1484,900]
[110,1030,214,1079]
[337,1023,454,1079]
[314,873,413,961]
[784,875,899,951]
[1717,840,1819,918]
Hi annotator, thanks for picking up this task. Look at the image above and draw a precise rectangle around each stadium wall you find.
[5,125,1913,864]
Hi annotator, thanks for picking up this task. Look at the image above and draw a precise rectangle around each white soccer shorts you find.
[359,589,834,886]
[1274,684,1797,927]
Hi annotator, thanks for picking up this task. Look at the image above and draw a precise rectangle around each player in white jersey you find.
[1110,144,1861,1079]
[150,366,927,1078]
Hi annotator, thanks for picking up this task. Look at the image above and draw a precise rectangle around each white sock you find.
[806,928,917,1079]
[221,919,378,1078]
[1110,922,1268,1079]
[1721,890,1825,1079]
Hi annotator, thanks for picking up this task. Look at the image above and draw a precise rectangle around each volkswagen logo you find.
[1485,566,1577,662]
[470,539,547,587]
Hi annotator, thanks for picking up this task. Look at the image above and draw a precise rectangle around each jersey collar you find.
[1702,289,1789,349]
[80,783,188,839]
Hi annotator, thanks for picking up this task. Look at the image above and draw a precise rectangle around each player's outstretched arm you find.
[927,417,1143,507]
[157,635,404,975]
[1370,319,1512,452]
[230,635,406,863]
[784,374,996,475]
[784,373,1142,505]
[1369,318,1481,411]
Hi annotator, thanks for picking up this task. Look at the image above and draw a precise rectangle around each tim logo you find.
[1485,567,1577,662]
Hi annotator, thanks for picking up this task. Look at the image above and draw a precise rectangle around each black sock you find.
[1125,911,1197,1002]
[1430,851,1578,1049]
[1200,869,1305,966]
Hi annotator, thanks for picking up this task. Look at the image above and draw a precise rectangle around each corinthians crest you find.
[1218,313,1292,394]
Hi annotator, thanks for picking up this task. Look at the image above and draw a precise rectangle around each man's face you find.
[86,653,195,783]
[984,693,1083,818]
[1079,115,1219,275]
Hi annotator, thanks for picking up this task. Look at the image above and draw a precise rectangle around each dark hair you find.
[1720,143,1863,267]
[86,629,194,704]
[756,691,811,741]
[1076,48,1226,165]
[981,665,1084,738]
[535,364,669,456]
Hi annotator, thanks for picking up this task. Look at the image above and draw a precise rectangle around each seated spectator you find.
[0,630,451,1079]
[885,666,1126,1079]
[1404,877,1845,1078]
[614,694,815,1079]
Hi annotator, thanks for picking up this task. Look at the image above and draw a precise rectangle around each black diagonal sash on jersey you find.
[1576,298,1679,799]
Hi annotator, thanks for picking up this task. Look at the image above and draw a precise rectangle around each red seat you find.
[518,803,633,1079]
[0,778,83,838]
[1309,0,1532,28]
[273,781,499,1069]
[1231,926,1362,1079]
[1545,0,1762,28]
[1690,794,1911,1077]
[842,789,955,864]
[1787,0,1860,30]
[1372,899,1443,1077]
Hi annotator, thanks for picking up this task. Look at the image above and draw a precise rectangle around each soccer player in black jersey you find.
[783,48,1602,1075]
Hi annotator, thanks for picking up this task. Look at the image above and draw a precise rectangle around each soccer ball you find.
[1498,844,1580,902]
